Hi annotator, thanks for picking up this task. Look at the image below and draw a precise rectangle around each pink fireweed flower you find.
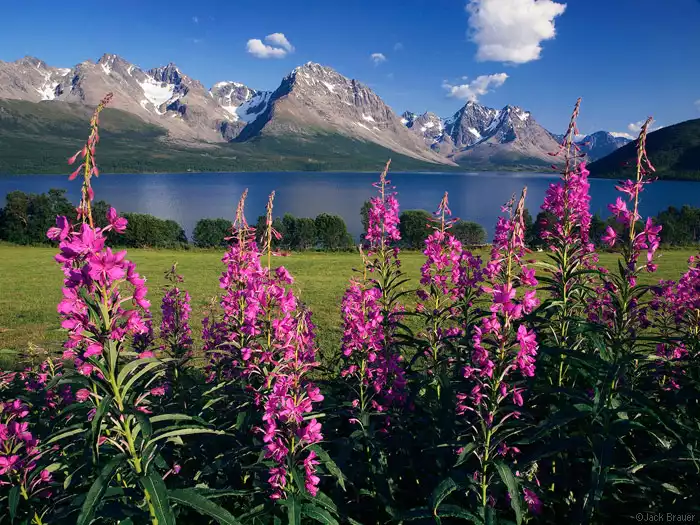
[523,488,542,514]
[455,188,539,511]
[106,207,128,233]
[160,265,194,356]
[0,400,49,493]
[76,388,91,402]
[205,191,326,500]
[365,160,401,247]
[601,226,617,247]
[303,450,321,496]
[590,117,661,332]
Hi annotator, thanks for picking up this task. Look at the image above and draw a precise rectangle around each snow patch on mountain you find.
[139,78,176,109]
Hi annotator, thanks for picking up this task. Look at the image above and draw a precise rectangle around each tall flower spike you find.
[456,187,539,515]
[69,92,113,228]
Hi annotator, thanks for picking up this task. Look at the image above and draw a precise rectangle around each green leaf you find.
[90,394,113,462]
[44,425,85,446]
[308,445,346,491]
[301,504,339,525]
[8,485,19,522]
[494,462,522,525]
[661,483,682,495]
[133,411,154,442]
[436,504,482,522]
[139,473,175,525]
[285,496,301,525]
[144,428,226,453]
[116,357,160,386]
[430,477,457,516]
[76,453,126,525]
[121,361,164,399]
[454,442,477,467]
[148,414,200,425]
[169,488,243,524]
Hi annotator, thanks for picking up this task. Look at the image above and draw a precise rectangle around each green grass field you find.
[0,244,696,364]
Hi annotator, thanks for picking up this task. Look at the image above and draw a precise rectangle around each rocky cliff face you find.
[0,56,71,102]
[237,62,450,164]
[0,53,626,168]
[403,101,562,166]
[0,55,451,163]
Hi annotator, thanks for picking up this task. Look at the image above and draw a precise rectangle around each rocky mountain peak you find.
[577,130,632,161]
[148,63,184,85]
[15,56,48,69]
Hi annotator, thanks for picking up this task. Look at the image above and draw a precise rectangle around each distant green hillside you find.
[0,100,455,174]
[588,118,700,181]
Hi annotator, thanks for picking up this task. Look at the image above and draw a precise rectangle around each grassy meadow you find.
[0,243,696,364]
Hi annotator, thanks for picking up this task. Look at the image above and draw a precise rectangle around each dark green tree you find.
[360,200,372,233]
[657,205,700,245]
[292,217,317,251]
[451,220,487,246]
[192,218,231,248]
[399,209,432,249]
[119,213,187,248]
[315,213,352,251]
[0,189,74,244]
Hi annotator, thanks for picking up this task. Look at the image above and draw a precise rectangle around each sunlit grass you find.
[0,243,695,361]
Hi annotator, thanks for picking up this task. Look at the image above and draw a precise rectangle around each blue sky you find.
[2,0,699,136]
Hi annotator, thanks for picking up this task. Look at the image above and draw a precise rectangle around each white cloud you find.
[265,33,294,52]
[627,119,663,134]
[611,131,635,140]
[192,16,199,23]
[393,42,404,51]
[695,99,700,111]
[442,73,508,101]
[246,33,295,59]
[371,53,387,65]
[466,0,566,64]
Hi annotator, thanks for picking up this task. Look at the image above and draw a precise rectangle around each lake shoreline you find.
[2,169,696,182]
[3,171,698,241]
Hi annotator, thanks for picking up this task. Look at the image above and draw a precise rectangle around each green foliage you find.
[192,218,231,248]
[117,213,187,248]
[399,209,432,249]
[0,188,73,244]
[292,217,318,250]
[656,205,700,245]
[451,219,487,246]
[314,213,353,251]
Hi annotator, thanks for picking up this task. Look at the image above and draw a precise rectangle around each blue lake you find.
[1,171,698,239]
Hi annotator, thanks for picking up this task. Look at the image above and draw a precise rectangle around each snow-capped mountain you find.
[0,53,628,168]
[236,62,449,164]
[576,131,631,162]
[0,56,71,102]
[0,55,449,163]
[401,111,445,147]
[403,101,560,166]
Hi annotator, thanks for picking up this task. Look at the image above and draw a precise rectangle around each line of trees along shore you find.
[2,188,700,250]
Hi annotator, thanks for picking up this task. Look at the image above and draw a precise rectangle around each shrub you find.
[314,212,352,250]
[451,219,487,246]
[120,212,187,248]
[0,189,74,244]
[192,217,230,247]
[399,209,432,248]
[291,216,317,250]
